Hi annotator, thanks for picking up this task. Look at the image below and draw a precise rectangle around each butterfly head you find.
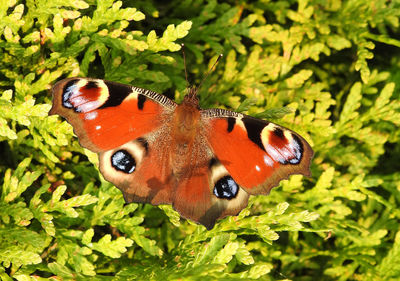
[183,86,200,109]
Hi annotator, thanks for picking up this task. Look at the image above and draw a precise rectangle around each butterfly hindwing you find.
[202,109,313,195]
[170,146,250,229]
[99,135,174,205]
[50,78,176,152]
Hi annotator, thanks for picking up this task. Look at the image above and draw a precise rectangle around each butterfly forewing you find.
[201,109,313,195]
[50,78,176,152]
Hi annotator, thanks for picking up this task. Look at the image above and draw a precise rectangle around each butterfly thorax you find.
[172,97,201,145]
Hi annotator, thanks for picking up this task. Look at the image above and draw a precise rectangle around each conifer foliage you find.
[1,0,400,280]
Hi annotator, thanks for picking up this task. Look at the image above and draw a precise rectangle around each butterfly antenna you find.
[197,54,223,92]
[181,43,190,89]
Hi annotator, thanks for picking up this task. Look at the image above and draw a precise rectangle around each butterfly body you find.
[50,78,313,229]
[171,91,201,149]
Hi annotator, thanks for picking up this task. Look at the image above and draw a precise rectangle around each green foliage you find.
[1,0,400,280]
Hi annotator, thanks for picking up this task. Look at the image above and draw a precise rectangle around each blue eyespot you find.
[213,176,238,199]
[111,150,136,174]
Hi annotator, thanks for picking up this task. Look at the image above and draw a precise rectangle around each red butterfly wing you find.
[168,136,250,229]
[202,109,313,195]
[98,137,174,205]
[50,78,177,205]
[50,78,176,152]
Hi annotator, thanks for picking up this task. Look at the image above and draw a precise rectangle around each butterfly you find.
[50,77,313,229]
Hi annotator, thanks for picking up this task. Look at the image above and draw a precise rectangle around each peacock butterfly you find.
[49,77,313,229]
